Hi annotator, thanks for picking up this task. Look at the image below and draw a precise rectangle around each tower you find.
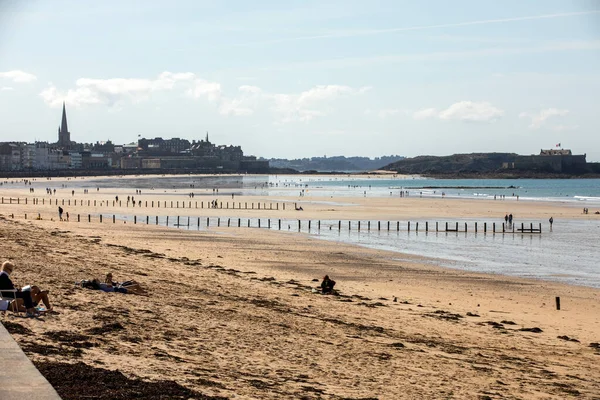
[57,102,70,148]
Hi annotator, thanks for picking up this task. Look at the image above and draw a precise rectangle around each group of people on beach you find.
[1,260,147,318]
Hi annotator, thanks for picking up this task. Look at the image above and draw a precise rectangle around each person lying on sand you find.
[79,274,147,295]
[0,261,51,316]
[104,273,147,295]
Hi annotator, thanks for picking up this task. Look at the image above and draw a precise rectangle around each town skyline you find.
[1,1,599,161]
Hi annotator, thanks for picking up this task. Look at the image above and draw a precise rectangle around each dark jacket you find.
[0,272,16,297]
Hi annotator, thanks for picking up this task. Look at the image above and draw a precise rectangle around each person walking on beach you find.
[549,216,554,230]
[58,206,63,221]
[508,214,513,225]
[504,214,508,224]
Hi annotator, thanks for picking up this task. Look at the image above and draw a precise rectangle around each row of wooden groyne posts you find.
[2,197,287,211]
[3,204,544,236]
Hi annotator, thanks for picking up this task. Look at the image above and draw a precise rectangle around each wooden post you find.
[99,215,102,223]
[268,219,271,229]
[206,217,209,227]
[247,219,250,227]
[378,221,381,231]
[338,220,341,230]
[555,296,561,310]
[475,222,478,233]
[318,220,321,230]
[228,218,231,227]
[113,215,115,223]
[416,222,419,231]
[218,218,221,227]
[257,219,260,228]
[239,218,241,227]
[146,216,149,225]
[177,216,180,226]
[134,216,137,224]
[88,214,91,222]
[77,214,80,222]
[530,222,533,231]
[493,222,496,233]
[502,223,505,233]
[397,221,400,231]
[465,222,467,232]
[539,222,542,232]
[368,221,371,231]
[278,219,281,230]
[358,221,361,231]
[308,220,311,230]
[157,216,159,225]
[197,217,199,227]
[484,223,487,233]
[348,220,351,230]
[455,222,458,231]
[187,217,190,228]
[426,222,428,232]
[277,203,279,210]
[408,221,411,231]
[445,222,448,231]
[436,222,438,232]
[166,216,169,226]
[521,222,524,232]
[298,220,301,231]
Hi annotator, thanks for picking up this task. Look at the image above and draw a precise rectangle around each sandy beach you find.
[1,180,599,399]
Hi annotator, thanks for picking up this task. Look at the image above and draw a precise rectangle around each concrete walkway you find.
[0,321,62,400]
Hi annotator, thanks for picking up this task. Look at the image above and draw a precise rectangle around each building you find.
[0,143,21,171]
[505,149,587,173]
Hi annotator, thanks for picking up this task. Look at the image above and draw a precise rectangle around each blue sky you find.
[0,0,599,160]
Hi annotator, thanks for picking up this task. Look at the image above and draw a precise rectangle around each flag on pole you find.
[555,143,561,148]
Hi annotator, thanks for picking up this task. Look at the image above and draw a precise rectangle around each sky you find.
[0,0,599,160]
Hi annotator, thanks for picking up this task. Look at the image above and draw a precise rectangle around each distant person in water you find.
[549,217,554,230]
[321,275,336,294]
[504,214,508,224]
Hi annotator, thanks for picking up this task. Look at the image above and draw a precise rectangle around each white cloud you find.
[519,108,569,129]
[187,80,222,102]
[0,87,15,91]
[272,85,369,123]
[39,72,368,123]
[40,71,219,108]
[0,70,37,83]
[412,108,438,120]
[438,101,504,122]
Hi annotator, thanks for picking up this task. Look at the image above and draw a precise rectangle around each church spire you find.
[205,131,209,143]
[61,102,68,134]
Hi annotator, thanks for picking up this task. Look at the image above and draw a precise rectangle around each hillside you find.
[382,153,516,175]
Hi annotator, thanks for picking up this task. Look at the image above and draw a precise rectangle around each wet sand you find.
[1,182,599,399]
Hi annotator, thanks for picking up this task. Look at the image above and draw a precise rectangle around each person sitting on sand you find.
[0,261,49,316]
[321,275,336,294]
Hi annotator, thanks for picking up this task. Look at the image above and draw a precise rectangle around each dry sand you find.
[1,184,599,399]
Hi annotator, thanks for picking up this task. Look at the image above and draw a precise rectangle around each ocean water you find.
[27,174,600,288]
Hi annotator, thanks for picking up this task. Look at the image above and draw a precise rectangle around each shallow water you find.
[28,174,600,288]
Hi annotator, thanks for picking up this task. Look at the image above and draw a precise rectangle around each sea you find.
[26,174,600,288]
